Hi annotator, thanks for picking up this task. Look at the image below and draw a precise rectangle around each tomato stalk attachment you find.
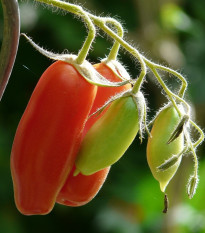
[101,17,124,61]
[21,33,130,87]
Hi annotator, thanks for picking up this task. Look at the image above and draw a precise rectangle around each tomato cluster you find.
[11,57,191,215]
[11,53,197,216]
[4,0,203,217]
[11,61,131,215]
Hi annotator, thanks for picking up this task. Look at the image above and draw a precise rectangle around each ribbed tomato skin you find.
[11,61,97,215]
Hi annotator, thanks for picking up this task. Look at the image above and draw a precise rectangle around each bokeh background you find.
[0,0,205,232]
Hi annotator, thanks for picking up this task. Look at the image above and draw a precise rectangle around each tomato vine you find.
[1,0,204,214]
[31,0,203,194]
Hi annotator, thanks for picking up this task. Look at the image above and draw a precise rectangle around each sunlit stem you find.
[192,147,198,178]
[76,12,95,64]
[184,130,199,199]
[36,0,147,90]
[143,101,151,137]
[131,67,146,94]
[143,57,187,98]
[189,141,198,177]
[35,0,95,64]
[149,66,191,114]
[149,67,182,116]
[102,17,124,61]
[89,15,147,93]
[189,120,205,148]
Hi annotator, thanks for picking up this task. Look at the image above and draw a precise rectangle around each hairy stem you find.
[102,17,124,61]
[190,120,205,148]
[90,15,147,90]
[149,67,182,116]
[35,0,95,64]
[143,57,187,98]
[33,0,204,152]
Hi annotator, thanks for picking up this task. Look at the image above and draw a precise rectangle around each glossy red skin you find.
[57,166,110,206]
[11,61,97,215]
[56,63,131,206]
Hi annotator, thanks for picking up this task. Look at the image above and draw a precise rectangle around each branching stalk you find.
[143,56,187,98]
[35,0,95,64]
[33,0,203,138]
[32,0,204,174]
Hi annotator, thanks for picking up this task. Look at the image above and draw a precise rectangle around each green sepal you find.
[157,155,179,171]
[187,175,199,199]
[167,114,189,144]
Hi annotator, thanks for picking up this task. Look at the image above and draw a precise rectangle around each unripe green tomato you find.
[146,105,184,192]
[75,93,145,175]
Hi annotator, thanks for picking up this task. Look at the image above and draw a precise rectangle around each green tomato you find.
[146,105,184,192]
[75,92,145,175]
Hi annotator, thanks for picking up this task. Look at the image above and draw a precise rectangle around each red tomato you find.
[57,166,110,206]
[56,62,131,206]
[11,61,97,215]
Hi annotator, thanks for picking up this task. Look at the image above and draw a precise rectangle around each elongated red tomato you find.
[56,62,131,206]
[11,61,97,215]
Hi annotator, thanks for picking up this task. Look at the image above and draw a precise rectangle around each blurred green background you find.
[0,0,205,232]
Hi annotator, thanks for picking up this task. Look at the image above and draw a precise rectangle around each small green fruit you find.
[147,105,184,192]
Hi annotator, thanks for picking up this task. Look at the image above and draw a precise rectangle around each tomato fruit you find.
[56,62,131,206]
[11,61,97,215]
[146,105,184,192]
[74,91,145,175]
[57,166,110,206]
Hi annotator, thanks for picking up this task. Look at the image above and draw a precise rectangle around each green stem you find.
[143,57,187,98]
[102,17,124,61]
[149,67,182,116]
[148,62,190,113]
[0,0,20,101]
[191,147,198,178]
[149,66,203,147]
[33,1,194,118]
[35,0,190,97]
[131,67,146,94]
[76,12,95,64]
[89,15,147,93]
[186,132,198,177]
[35,0,95,64]
[189,120,205,148]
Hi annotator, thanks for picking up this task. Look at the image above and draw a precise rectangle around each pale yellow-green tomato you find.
[147,105,184,192]
[75,92,145,175]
